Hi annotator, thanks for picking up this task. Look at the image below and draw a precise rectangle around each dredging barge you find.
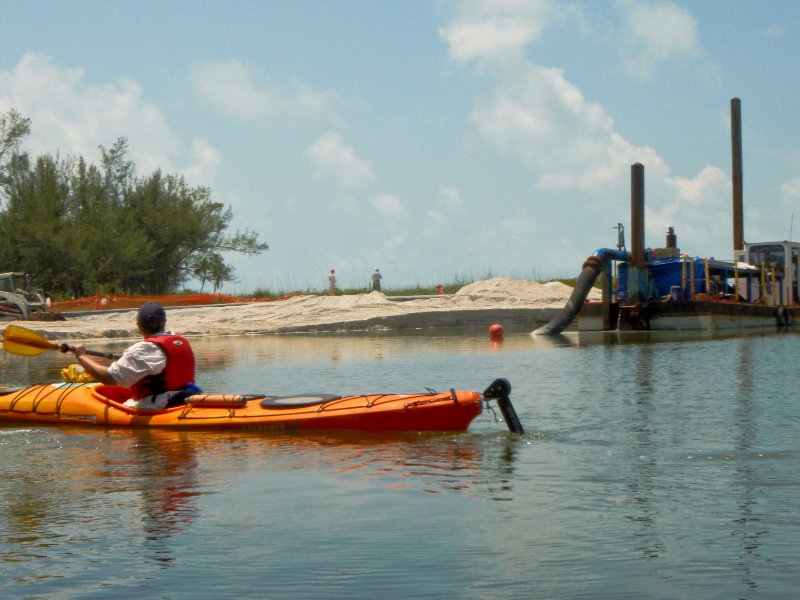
[536,98,800,334]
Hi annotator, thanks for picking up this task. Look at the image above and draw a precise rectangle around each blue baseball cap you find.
[137,302,166,326]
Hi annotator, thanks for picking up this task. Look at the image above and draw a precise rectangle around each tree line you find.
[0,109,267,298]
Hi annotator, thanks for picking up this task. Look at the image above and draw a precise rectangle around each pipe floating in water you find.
[533,248,629,336]
[533,256,601,335]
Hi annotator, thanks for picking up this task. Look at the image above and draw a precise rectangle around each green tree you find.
[66,148,155,296]
[193,252,235,293]
[0,153,72,290]
[121,168,267,293]
[0,128,269,297]
[0,109,31,184]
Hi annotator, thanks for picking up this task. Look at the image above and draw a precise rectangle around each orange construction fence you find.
[49,292,302,313]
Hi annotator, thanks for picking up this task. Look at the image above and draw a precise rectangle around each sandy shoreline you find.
[7,278,590,342]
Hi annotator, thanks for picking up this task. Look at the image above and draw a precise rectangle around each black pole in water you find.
[731,97,744,253]
[629,163,646,303]
[483,378,524,434]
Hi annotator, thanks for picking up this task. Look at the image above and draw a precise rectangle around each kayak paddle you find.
[2,324,121,359]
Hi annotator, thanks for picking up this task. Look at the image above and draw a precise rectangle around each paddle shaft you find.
[59,344,121,360]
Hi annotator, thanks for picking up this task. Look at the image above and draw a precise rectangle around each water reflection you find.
[527,328,789,352]
[575,328,788,348]
[0,428,202,570]
[0,423,527,578]
[732,337,762,593]
[199,429,525,501]
[624,344,665,560]
[608,333,787,590]
[2,464,66,570]
[128,431,200,562]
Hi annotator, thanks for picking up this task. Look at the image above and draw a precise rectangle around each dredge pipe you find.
[533,248,628,335]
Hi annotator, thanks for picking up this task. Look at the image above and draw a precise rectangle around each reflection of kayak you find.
[0,378,521,433]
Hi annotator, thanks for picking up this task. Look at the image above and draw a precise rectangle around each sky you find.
[2,0,800,294]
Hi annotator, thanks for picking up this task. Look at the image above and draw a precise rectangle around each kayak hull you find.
[0,383,484,432]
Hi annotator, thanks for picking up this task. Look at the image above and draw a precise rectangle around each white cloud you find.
[190,59,340,122]
[498,213,539,243]
[0,52,183,175]
[471,64,617,188]
[184,138,221,186]
[764,24,786,37]
[423,186,464,236]
[442,1,706,202]
[385,229,409,249]
[441,1,735,261]
[780,177,800,205]
[442,2,642,193]
[305,132,375,189]
[370,193,408,220]
[668,165,728,205]
[438,185,464,210]
[439,17,540,64]
[541,134,668,193]
[622,1,701,78]
[439,0,559,65]
[645,165,731,254]
[424,208,448,229]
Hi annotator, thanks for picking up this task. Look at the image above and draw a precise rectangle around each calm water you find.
[1,328,798,599]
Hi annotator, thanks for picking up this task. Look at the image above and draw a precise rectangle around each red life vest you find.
[129,334,196,399]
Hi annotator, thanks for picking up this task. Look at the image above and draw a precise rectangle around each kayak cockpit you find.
[91,384,266,411]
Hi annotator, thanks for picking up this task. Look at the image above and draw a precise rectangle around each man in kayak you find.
[70,302,197,409]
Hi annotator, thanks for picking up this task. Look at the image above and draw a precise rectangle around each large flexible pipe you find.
[533,248,628,335]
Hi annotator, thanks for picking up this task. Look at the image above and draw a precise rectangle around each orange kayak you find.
[0,378,521,433]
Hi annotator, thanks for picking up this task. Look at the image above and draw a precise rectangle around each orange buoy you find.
[489,323,504,339]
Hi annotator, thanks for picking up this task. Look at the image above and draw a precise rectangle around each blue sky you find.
[2,0,800,293]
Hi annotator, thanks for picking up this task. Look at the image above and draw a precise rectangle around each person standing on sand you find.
[328,269,338,295]
[372,267,382,292]
[70,302,197,410]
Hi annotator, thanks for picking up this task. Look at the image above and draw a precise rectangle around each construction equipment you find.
[0,272,47,320]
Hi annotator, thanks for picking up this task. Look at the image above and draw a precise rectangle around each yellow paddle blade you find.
[2,324,59,356]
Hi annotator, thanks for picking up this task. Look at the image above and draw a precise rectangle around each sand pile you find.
[8,278,591,341]
[453,278,596,305]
